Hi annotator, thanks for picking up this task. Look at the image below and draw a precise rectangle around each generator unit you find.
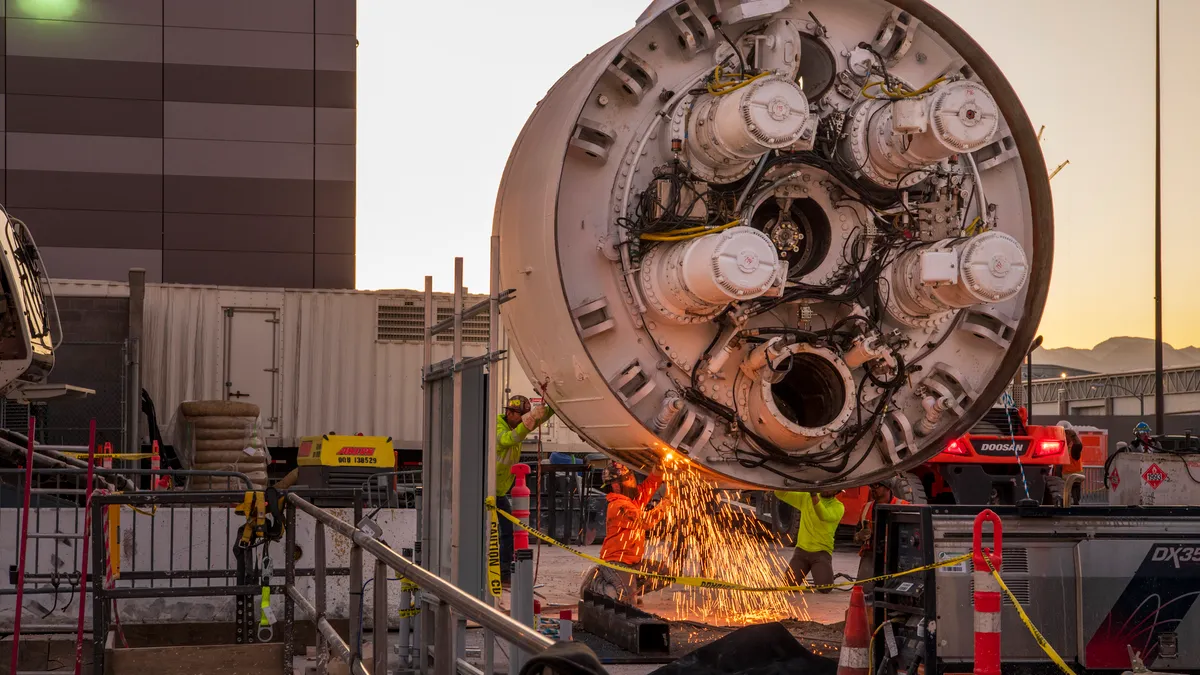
[869,504,1200,675]
[294,433,396,489]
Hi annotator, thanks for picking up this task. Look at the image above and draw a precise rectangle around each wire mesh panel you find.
[0,468,90,624]
[1080,466,1109,504]
[20,341,127,449]
[362,470,422,512]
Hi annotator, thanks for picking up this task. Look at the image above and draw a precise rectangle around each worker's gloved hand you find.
[853,528,871,546]
[532,404,551,423]
[521,412,538,429]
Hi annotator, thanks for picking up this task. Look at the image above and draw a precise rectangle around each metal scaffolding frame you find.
[420,235,514,674]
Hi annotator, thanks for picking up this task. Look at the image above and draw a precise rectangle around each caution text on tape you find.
[486,501,969,593]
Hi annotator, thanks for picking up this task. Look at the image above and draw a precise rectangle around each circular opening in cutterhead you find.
[797,34,836,100]
[750,197,832,276]
[770,353,846,428]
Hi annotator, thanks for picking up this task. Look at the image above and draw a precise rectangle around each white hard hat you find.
[1057,420,1073,430]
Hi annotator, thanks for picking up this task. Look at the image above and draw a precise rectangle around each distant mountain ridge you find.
[1034,337,1200,374]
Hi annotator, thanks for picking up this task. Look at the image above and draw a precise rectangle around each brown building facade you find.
[3,0,356,288]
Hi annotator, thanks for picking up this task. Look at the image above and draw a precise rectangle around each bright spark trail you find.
[645,453,810,626]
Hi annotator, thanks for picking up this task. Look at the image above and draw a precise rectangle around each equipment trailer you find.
[870,504,1200,675]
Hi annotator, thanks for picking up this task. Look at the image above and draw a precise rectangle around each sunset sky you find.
[359,0,1198,350]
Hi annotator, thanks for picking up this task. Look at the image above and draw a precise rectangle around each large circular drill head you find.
[494,0,1053,490]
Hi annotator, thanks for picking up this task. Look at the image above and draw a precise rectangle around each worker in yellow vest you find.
[774,489,844,593]
[495,394,553,584]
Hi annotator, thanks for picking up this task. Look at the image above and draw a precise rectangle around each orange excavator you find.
[755,406,1108,540]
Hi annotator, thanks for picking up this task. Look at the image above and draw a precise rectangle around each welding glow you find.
[645,457,810,626]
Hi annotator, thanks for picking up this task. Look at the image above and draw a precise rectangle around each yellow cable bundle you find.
[862,76,946,101]
[639,219,742,242]
[706,66,771,97]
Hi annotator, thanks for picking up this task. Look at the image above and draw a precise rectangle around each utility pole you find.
[1026,335,1043,422]
[1155,0,1166,434]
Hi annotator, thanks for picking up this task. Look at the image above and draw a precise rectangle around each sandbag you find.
[181,401,260,418]
[193,458,268,470]
[193,450,267,464]
[195,428,253,441]
[189,467,267,478]
[195,438,264,452]
[188,476,267,489]
[189,416,258,430]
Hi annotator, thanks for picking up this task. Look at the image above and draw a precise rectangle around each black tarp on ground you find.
[649,622,840,675]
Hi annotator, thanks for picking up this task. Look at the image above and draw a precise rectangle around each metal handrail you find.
[287,493,553,656]
[0,467,255,490]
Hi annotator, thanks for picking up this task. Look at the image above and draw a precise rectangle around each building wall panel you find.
[164,101,314,143]
[314,253,354,289]
[164,27,313,70]
[8,170,162,211]
[8,132,162,174]
[164,0,314,33]
[7,18,162,62]
[8,95,162,137]
[7,56,162,99]
[20,208,162,250]
[315,217,354,254]
[165,138,313,180]
[164,214,314,253]
[42,247,162,282]
[316,0,355,35]
[315,107,354,145]
[162,250,315,287]
[7,0,162,25]
[163,63,313,108]
[6,2,356,289]
[163,175,313,217]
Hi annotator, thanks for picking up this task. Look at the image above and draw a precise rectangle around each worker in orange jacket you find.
[1055,421,1085,505]
[580,462,673,605]
[854,479,909,600]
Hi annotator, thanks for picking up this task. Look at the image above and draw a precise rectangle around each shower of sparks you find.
[645,455,811,626]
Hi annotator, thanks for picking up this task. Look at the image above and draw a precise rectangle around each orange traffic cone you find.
[838,586,870,675]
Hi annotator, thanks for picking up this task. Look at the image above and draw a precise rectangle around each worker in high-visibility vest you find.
[854,479,909,600]
[774,489,844,593]
[1056,420,1085,504]
[496,394,553,584]
[580,462,674,605]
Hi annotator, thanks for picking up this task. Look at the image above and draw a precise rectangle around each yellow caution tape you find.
[983,557,1074,675]
[486,502,969,593]
[398,607,420,618]
[485,497,502,598]
[123,504,157,518]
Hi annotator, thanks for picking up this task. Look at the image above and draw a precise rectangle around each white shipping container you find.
[50,279,589,453]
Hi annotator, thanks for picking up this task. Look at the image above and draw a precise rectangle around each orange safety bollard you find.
[837,585,870,675]
[972,509,1004,675]
[150,440,161,490]
[510,464,532,551]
